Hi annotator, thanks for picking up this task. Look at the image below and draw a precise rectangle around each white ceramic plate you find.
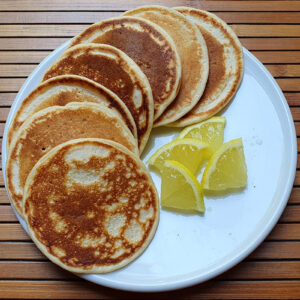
[2,41,297,292]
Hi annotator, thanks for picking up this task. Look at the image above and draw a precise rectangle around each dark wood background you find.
[0,1,300,298]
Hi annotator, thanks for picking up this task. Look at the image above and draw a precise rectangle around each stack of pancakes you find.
[5,6,243,274]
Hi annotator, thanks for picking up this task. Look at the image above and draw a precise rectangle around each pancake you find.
[124,6,209,127]
[42,43,153,153]
[69,16,182,120]
[23,138,159,273]
[170,7,244,127]
[7,75,137,149]
[6,102,138,217]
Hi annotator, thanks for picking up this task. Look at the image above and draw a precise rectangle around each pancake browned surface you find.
[69,16,181,121]
[42,43,153,153]
[124,6,209,127]
[6,102,138,216]
[170,7,244,127]
[7,75,137,148]
[23,138,159,273]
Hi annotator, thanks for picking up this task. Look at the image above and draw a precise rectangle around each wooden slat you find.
[0,64,35,77]
[285,93,300,106]
[0,123,5,136]
[241,38,300,51]
[2,12,300,24]
[1,280,300,299]
[0,242,45,260]
[249,241,300,259]
[0,38,69,50]
[279,205,300,223]
[2,38,300,51]
[267,223,300,240]
[223,261,300,280]
[0,206,18,222]
[0,108,11,121]
[0,93,17,106]
[0,262,75,280]
[1,24,300,38]
[293,171,300,186]
[290,107,300,120]
[0,189,9,204]
[253,51,300,63]
[1,0,300,12]
[0,224,29,240]
[0,78,26,92]
[289,188,300,204]
[0,261,299,280]
[277,78,300,92]
[0,51,49,63]
[231,25,300,37]
[266,65,300,77]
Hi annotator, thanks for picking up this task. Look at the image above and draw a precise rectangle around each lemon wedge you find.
[161,160,204,212]
[147,138,208,174]
[201,138,247,191]
[178,116,226,157]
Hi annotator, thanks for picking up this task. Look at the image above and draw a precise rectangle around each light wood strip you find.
[0,123,5,136]
[0,206,18,222]
[267,223,300,240]
[2,64,300,78]
[266,65,300,77]
[276,78,300,91]
[253,51,300,63]
[0,224,29,240]
[0,261,299,280]
[249,241,300,259]
[0,242,45,260]
[0,189,8,204]
[2,12,300,24]
[290,107,300,120]
[1,76,300,93]
[0,93,17,105]
[0,107,11,121]
[0,262,75,280]
[2,50,300,64]
[223,261,300,280]
[1,280,300,299]
[0,64,35,77]
[285,93,300,106]
[231,25,300,37]
[1,24,300,38]
[1,0,300,12]
[2,38,300,51]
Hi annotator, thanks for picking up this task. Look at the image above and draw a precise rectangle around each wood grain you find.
[2,12,300,24]
[1,280,300,299]
[1,0,300,11]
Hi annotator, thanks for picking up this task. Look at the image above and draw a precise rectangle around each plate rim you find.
[1,44,297,293]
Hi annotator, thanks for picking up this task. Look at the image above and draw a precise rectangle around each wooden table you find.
[1,0,300,298]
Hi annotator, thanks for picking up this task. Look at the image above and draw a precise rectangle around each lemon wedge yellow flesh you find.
[161,160,204,212]
[178,116,226,157]
[201,138,247,191]
[147,138,208,174]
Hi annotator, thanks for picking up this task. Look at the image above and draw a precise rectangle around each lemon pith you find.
[161,160,205,212]
[147,138,208,174]
[178,116,226,157]
[201,138,247,191]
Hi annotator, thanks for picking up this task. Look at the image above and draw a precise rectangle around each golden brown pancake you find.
[7,75,137,148]
[69,16,182,120]
[6,102,138,216]
[23,138,159,273]
[42,43,153,153]
[170,7,244,127]
[124,6,209,127]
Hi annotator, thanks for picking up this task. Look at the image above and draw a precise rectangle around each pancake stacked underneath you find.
[5,4,244,274]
